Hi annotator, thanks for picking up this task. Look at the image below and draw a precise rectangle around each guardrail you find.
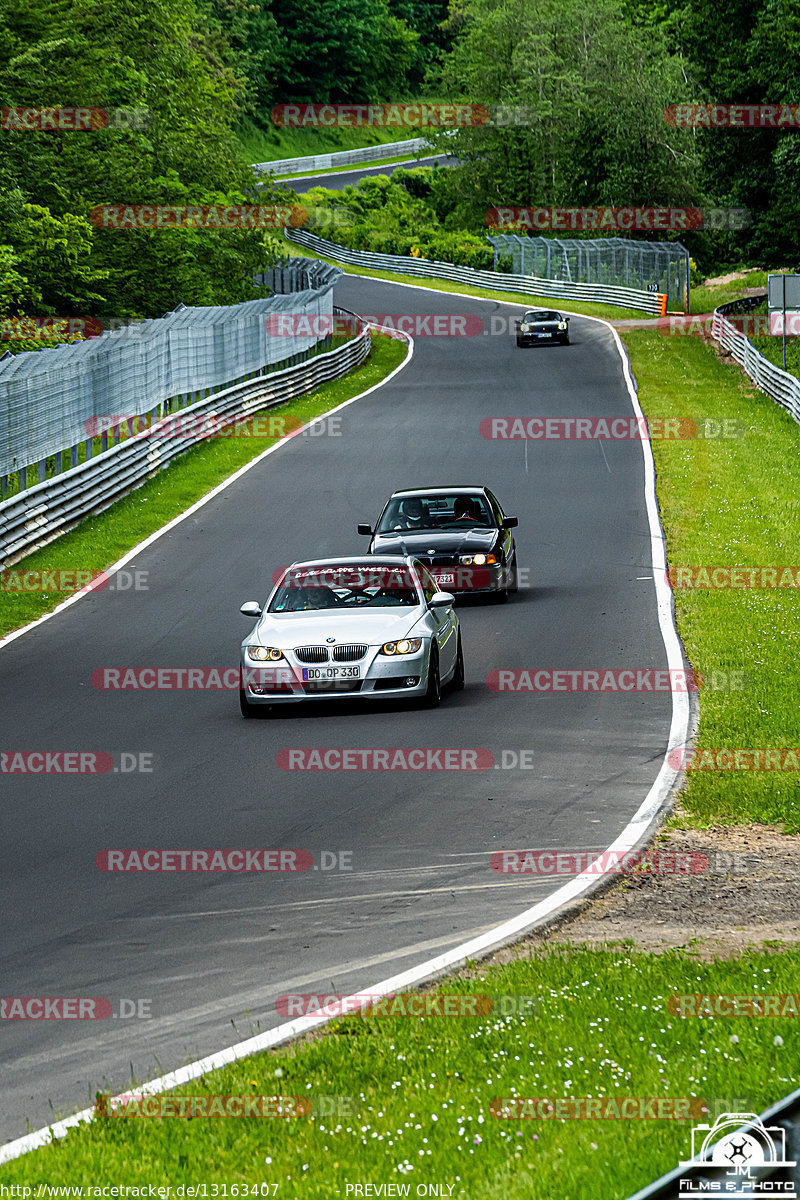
[0,260,341,494]
[254,135,443,178]
[625,1087,800,1198]
[286,228,667,314]
[0,312,371,569]
[711,297,800,424]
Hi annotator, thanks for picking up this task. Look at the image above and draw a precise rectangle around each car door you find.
[485,489,515,571]
[419,562,457,676]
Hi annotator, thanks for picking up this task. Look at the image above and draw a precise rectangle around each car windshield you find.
[269,565,421,611]
[523,310,560,321]
[376,493,494,533]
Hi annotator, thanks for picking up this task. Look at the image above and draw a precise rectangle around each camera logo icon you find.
[680,1111,796,1192]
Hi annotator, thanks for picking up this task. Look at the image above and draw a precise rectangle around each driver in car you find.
[394,498,426,530]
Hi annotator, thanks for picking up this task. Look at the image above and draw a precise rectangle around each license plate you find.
[434,573,455,585]
[302,666,361,681]
[535,332,549,338]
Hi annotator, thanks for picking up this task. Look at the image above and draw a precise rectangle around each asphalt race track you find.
[275,153,452,191]
[0,274,676,1144]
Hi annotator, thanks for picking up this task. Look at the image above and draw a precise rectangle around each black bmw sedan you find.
[358,486,519,602]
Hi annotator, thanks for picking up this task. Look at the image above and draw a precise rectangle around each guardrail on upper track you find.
[253,135,446,177]
[285,228,668,315]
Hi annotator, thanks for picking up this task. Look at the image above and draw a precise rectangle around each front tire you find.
[508,560,519,594]
[422,646,441,708]
[239,687,256,718]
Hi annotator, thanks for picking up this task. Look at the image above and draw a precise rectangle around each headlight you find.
[519,324,529,331]
[247,645,283,661]
[459,553,497,566]
[380,638,423,656]
[558,321,567,329]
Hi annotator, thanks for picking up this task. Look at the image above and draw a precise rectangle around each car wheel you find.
[516,336,524,347]
[451,634,465,691]
[494,586,509,604]
[239,687,256,718]
[508,560,519,594]
[561,334,570,345]
[422,646,441,708]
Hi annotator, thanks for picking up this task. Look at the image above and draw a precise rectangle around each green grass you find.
[238,117,435,166]
[690,271,770,313]
[622,329,800,830]
[3,946,798,1196]
[0,334,407,637]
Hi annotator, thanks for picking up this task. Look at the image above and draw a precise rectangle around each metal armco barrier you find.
[625,1087,800,1198]
[0,315,371,569]
[286,228,667,314]
[0,259,341,489]
[712,297,800,424]
[253,135,445,177]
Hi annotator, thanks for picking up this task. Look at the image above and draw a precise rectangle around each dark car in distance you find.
[358,486,519,603]
[515,309,570,346]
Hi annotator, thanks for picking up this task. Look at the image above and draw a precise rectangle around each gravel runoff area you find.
[480,822,800,964]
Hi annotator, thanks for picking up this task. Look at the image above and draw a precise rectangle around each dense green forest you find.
[0,0,798,344]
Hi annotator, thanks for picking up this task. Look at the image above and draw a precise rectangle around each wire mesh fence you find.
[488,235,689,312]
[0,259,341,494]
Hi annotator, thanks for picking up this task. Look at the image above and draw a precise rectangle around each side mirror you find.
[240,601,262,618]
[430,591,454,608]
[357,524,373,536]
[503,516,519,529]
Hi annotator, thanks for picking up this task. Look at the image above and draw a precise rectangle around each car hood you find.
[248,608,426,648]
[372,529,498,555]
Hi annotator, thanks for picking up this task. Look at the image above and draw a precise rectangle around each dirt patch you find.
[484,823,800,963]
[702,269,763,287]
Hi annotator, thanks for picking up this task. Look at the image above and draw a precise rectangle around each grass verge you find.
[2,945,798,1197]
[0,333,407,638]
[274,151,445,181]
[622,329,800,831]
[238,119,430,166]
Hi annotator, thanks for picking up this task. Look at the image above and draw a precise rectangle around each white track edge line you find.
[0,328,412,653]
[0,294,690,1164]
